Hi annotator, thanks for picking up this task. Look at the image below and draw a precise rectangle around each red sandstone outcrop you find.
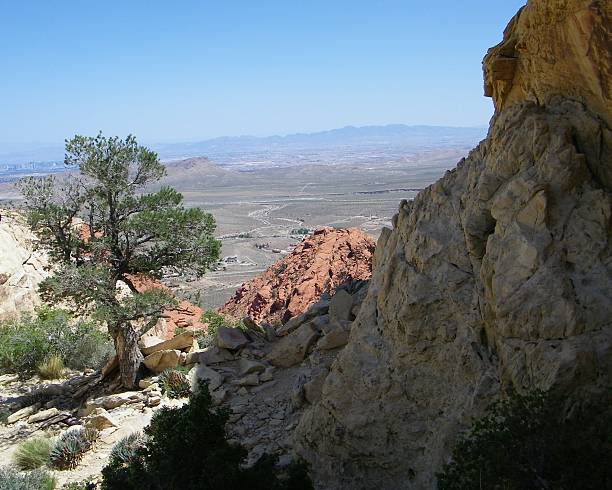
[221,228,375,324]
[124,274,206,340]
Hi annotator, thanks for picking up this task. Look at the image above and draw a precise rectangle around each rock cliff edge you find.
[296,1,612,488]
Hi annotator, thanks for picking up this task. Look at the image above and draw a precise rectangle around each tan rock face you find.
[0,213,49,321]
[220,228,375,324]
[296,1,612,489]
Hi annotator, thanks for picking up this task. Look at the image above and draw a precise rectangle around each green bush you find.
[0,307,113,375]
[197,310,245,348]
[13,437,52,470]
[101,381,312,490]
[158,368,191,399]
[437,390,612,490]
[0,467,56,490]
[61,482,95,490]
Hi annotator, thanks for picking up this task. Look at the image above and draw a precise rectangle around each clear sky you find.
[0,0,526,146]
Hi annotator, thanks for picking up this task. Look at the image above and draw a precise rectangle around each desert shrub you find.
[13,437,52,470]
[49,428,99,470]
[158,368,191,399]
[290,228,310,235]
[198,310,245,348]
[0,307,112,375]
[61,482,96,490]
[37,355,64,380]
[0,467,56,490]
[101,381,312,490]
[437,390,612,490]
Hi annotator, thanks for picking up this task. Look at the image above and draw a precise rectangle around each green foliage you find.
[290,228,310,235]
[198,310,245,348]
[437,390,612,490]
[37,355,64,380]
[101,381,312,490]
[18,133,221,387]
[0,467,56,490]
[0,307,112,375]
[158,368,191,399]
[49,428,99,471]
[61,482,95,490]
[13,437,52,470]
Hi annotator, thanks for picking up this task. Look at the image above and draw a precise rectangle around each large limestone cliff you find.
[296,1,612,488]
[0,213,49,321]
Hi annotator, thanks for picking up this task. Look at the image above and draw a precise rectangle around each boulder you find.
[317,325,350,350]
[27,407,59,424]
[217,326,249,350]
[85,408,117,430]
[141,331,196,355]
[267,323,319,368]
[260,367,275,382]
[189,365,223,392]
[232,374,260,387]
[143,349,181,373]
[186,346,234,365]
[7,404,40,424]
[81,391,144,416]
[138,335,163,351]
[304,371,328,404]
[238,358,267,376]
[328,289,353,322]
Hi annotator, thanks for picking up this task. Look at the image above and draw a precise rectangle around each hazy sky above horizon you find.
[1,0,526,146]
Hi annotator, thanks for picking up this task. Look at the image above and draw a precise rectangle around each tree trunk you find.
[113,323,144,389]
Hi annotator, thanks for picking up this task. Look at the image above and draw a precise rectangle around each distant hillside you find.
[154,124,486,160]
[0,124,486,169]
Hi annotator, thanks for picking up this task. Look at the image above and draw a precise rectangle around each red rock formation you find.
[221,228,375,324]
[125,274,206,340]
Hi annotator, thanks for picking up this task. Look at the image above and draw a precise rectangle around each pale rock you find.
[189,365,223,392]
[238,358,267,376]
[260,367,275,383]
[217,326,249,350]
[267,323,319,368]
[7,404,39,424]
[143,349,181,373]
[296,2,612,488]
[211,388,228,406]
[141,331,195,355]
[147,396,161,407]
[0,214,49,321]
[328,289,353,322]
[186,346,234,365]
[85,408,117,430]
[138,335,163,351]
[139,378,154,389]
[232,374,260,387]
[303,371,328,404]
[317,325,350,350]
[27,407,59,424]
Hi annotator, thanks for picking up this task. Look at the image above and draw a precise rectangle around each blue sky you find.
[0,0,525,146]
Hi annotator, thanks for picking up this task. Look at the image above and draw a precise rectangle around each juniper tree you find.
[18,134,220,388]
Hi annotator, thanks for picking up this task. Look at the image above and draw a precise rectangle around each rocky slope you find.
[296,1,612,489]
[221,227,375,324]
[0,212,49,321]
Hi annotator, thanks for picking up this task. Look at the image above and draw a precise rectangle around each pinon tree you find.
[18,134,220,388]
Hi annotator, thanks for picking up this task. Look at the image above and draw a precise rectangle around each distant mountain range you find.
[0,124,487,169]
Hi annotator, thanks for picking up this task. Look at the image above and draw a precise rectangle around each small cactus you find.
[49,428,99,470]
[159,368,191,399]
